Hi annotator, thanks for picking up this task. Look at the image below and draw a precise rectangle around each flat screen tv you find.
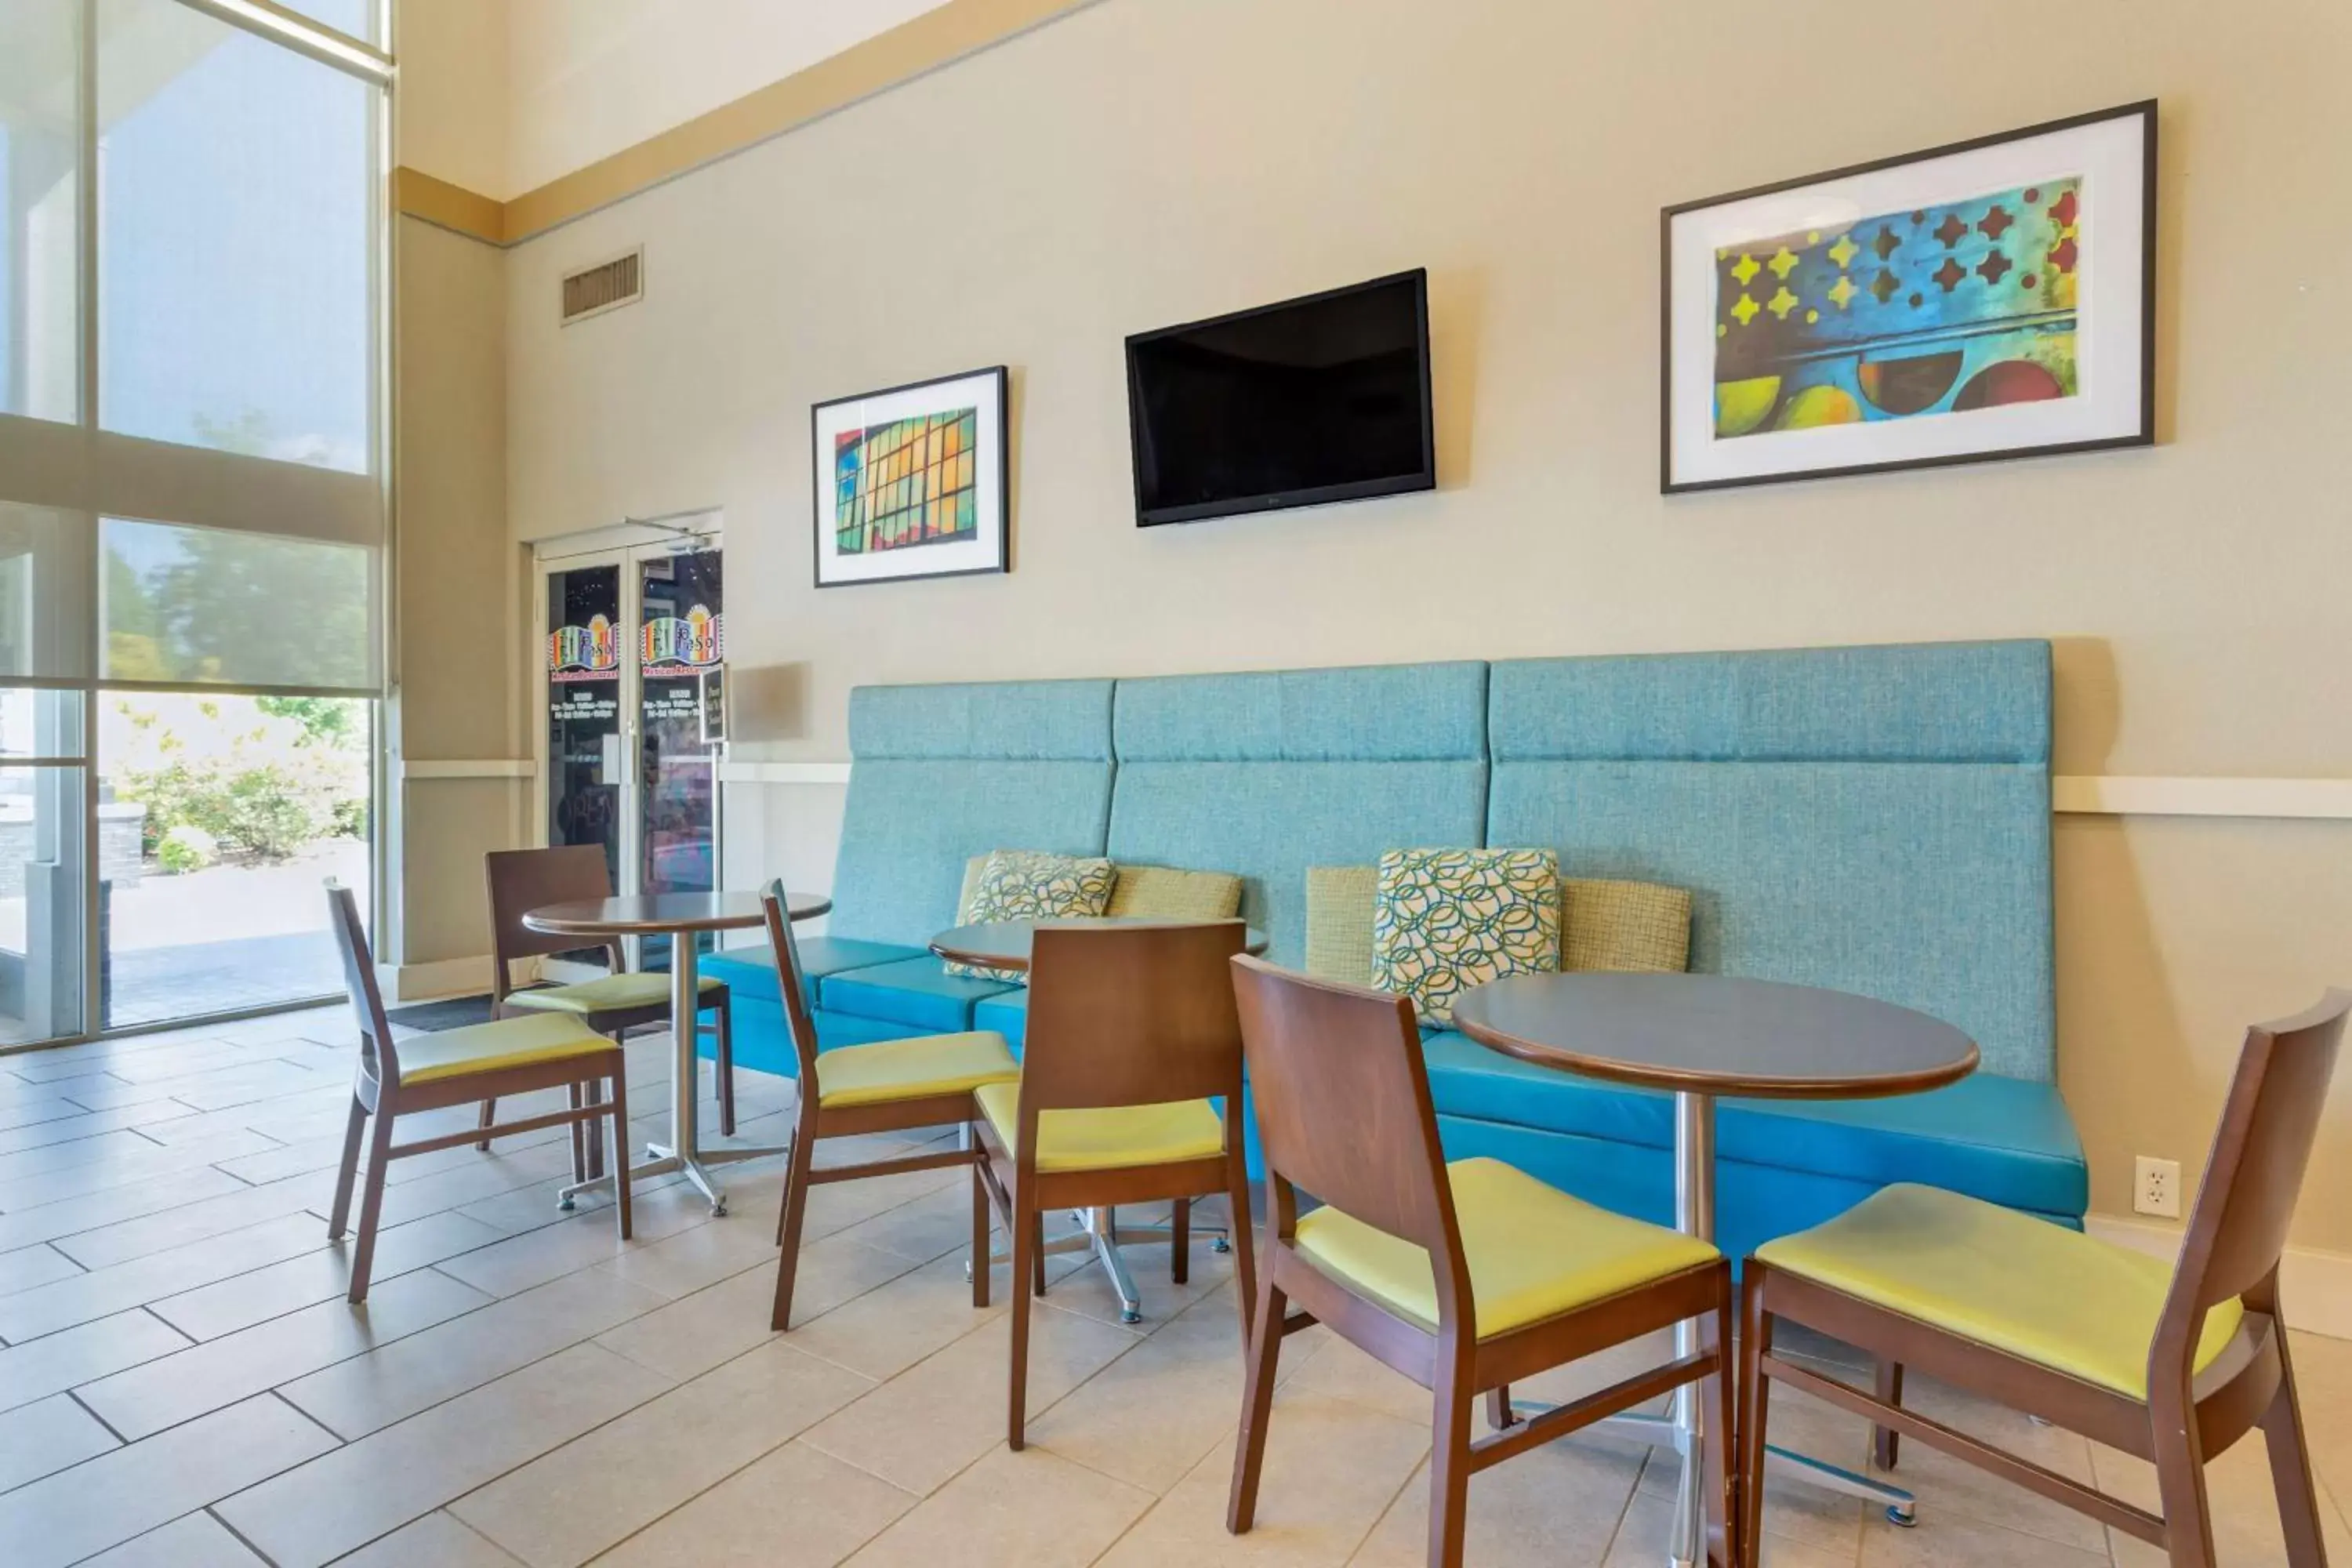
[1126,269,1434,527]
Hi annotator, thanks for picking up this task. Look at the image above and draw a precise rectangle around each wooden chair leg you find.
[1736,1268,1773,1568]
[1485,1386,1517,1432]
[607,1071,632,1241]
[1172,1196,1190,1284]
[1225,1165,1258,1345]
[2261,1336,2328,1566]
[971,1155,991,1309]
[1426,1362,1474,1568]
[1227,1266,1287,1534]
[1874,1359,1904,1470]
[714,993,736,1137]
[1030,1211,1048,1298]
[326,1094,367,1240]
[1008,1185,1036,1450]
[475,1097,495,1152]
[566,1084,587,1184]
[769,1127,816,1330]
[347,1103,398,1304]
[2154,1424,2220,1568]
[1704,1268,1736,1568]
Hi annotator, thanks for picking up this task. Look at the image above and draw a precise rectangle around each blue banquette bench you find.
[700,641,2084,1264]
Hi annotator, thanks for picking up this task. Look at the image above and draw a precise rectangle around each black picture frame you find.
[1661,100,2157,494]
[811,365,1010,589]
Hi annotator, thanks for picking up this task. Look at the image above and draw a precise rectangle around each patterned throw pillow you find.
[1563,877,1692,973]
[1107,865,1244,921]
[945,849,1116,982]
[1370,848,1561,1025]
[1303,866,1381,987]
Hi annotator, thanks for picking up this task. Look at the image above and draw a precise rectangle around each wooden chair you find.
[973,920,1260,1449]
[1228,956,1736,1568]
[1737,991,2349,1568]
[475,846,739,1180]
[760,880,1020,1330]
[322,882,630,1303]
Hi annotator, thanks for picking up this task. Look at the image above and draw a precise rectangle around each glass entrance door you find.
[539,539,723,970]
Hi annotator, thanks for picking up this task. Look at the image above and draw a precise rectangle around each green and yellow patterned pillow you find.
[1563,877,1692,974]
[1370,848,1561,1024]
[946,849,1116,982]
[1303,866,1381,987]
[1108,865,1243,921]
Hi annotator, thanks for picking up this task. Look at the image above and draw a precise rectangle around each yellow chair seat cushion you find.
[814,1031,1019,1109]
[506,971,723,1016]
[1294,1156,1719,1340]
[974,1080,1226,1173]
[1754,1183,2244,1399]
[396,1012,615,1087]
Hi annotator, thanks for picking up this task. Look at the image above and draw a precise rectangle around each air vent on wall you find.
[560,247,643,325]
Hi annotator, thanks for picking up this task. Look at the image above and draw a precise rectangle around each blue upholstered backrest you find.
[1105,662,1491,967]
[1485,641,2056,1081]
[829,679,1116,946]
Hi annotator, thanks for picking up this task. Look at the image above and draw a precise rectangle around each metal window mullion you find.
[166,0,394,85]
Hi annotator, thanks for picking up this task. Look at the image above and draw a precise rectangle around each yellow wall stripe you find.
[396,0,1099,248]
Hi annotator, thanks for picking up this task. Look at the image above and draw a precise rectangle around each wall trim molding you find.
[394,0,1103,248]
[2087,1214,2351,1342]
[399,759,538,780]
[713,764,2352,821]
[2050,775,2352,821]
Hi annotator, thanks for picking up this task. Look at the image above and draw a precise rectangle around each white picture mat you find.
[1668,111,2148,487]
[813,369,1005,583]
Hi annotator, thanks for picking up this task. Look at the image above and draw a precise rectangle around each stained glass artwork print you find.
[1712,180,2079,439]
[833,408,978,554]
[1661,102,2154,492]
[811,365,1007,586]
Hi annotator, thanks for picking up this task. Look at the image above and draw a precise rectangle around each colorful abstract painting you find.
[1661,102,2154,491]
[833,408,980,554]
[811,365,1007,587]
[1712,180,2080,438]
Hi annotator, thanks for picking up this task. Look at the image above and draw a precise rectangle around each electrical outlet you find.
[2134,1155,2182,1219]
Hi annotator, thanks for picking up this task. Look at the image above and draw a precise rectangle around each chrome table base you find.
[969,1205,1231,1324]
[1504,1092,1914,1566]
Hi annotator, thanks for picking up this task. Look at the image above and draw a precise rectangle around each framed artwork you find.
[1662,100,2155,493]
[811,365,1008,587]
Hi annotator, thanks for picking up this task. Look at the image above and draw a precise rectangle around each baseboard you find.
[2086,1213,2352,1342]
[378,955,501,1003]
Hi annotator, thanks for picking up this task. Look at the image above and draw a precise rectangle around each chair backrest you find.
[2158,990,2349,1374]
[1022,922,1248,1114]
[1230,955,1468,1316]
[324,880,399,1083]
[484,846,622,996]
[758,878,825,1086]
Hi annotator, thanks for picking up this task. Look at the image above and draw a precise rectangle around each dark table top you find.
[1450,972,1979,1101]
[931,916,1268,975]
[524,890,832,937]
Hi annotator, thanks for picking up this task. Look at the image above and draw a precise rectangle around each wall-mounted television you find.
[1125,269,1435,527]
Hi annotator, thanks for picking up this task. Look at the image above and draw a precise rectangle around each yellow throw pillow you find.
[1107,865,1244,921]
[1370,848,1561,1025]
[1304,866,1381,987]
[945,849,1116,982]
[1563,877,1693,973]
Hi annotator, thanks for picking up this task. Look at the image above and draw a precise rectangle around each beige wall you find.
[394,216,525,970]
[477,0,2351,1243]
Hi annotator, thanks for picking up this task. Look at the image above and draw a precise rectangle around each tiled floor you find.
[1,1009,2347,1566]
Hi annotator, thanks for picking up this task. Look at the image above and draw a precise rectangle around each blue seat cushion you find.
[1421,1031,2085,1218]
[972,989,1028,1048]
[702,937,921,1008]
[818,954,1018,1033]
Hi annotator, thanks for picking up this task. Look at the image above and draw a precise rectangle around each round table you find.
[525,890,831,1216]
[930,916,1267,974]
[1451,972,1979,1568]
[928,915,1265,1321]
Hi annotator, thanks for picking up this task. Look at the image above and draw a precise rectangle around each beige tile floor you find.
[0,1007,2347,1566]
